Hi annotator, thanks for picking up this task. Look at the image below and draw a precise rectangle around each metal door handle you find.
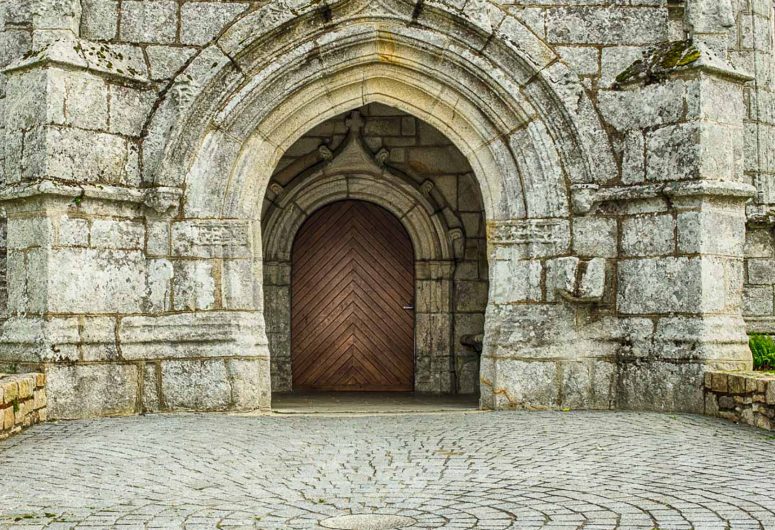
[402,305,414,310]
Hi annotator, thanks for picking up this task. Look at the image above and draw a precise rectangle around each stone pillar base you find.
[41,357,271,419]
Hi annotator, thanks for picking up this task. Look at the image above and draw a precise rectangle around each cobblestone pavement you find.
[1,411,775,529]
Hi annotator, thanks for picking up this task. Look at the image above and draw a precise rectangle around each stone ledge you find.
[0,179,182,214]
[613,40,752,89]
[42,358,270,419]
[2,36,149,84]
[0,372,47,440]
[573,181,757,215]
[704,371,775,430]
[747,204,775,226]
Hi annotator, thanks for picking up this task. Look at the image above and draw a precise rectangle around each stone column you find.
[415,260,455,394]
[480,219,617,411]
[602,42,754,411]
[263,260,292,392]
[0,36,153,417]
[0,26,270,418]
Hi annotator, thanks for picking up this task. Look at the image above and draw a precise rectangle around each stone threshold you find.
[266,392,481,415]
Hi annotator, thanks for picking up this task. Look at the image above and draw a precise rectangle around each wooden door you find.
[291,200,415,391]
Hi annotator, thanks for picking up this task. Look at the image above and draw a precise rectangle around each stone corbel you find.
[551,257,606,303]
[269,183,285,199]
[460,334,484,354]
[143,187,182,216]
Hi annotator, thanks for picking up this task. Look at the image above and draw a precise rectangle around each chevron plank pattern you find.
[291,200,415,391]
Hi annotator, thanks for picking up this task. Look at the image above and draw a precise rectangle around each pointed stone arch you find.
[263,112,459,263]
[142,0,616,222]
[135,0,620,409]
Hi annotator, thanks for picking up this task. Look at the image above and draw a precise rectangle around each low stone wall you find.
[704,371,775,430]
[0,373,47,440]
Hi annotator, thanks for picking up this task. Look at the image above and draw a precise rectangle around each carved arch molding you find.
[134,0,620,407]
[144,0,617,223]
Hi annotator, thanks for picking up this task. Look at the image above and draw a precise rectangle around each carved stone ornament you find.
[321,111,394,175]
[318,144,334,161]
[143,187,182,215]
[375,148,390,167]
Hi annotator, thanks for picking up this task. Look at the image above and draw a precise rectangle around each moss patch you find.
[615,40,701,87]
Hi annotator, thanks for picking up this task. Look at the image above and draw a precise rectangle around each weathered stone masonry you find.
[0,0,771,418]
[704,370,775,430]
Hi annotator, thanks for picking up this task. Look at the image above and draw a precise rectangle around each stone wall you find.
[0,0,767,417]
[737,1,775,339]
[0,372,46,440]
[0,0,680,190]
[704,370,775,430]
[0,218,7,315]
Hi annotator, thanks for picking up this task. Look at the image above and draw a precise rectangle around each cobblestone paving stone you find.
[1,411,774,529]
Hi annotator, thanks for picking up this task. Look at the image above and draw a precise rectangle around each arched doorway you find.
[262,106,489,397]
[136,0,637,414]
[291,200,415,391]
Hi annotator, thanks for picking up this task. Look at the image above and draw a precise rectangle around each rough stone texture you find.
[0,372,46,440]
[704,370,775,430]
[45,363,138,419]
[1,412,775,528]
[0,0,766,417]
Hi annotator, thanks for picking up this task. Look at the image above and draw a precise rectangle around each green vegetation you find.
[750,334,775,371]
[615,40,702,87]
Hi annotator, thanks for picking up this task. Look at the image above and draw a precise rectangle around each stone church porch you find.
[0,0,764,420]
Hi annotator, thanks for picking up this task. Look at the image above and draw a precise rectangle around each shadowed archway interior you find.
[263,104,488,395]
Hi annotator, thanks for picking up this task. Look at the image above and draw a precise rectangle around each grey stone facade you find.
[0,0,770,418]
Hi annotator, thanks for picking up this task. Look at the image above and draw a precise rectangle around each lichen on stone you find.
[614,40,702,88]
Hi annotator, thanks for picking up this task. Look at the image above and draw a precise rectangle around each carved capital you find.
[143,187,182,215]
